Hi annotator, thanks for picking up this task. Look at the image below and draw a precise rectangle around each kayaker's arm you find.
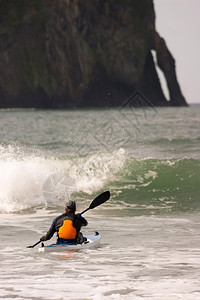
[76,214,88,226]
[40,218,57,241]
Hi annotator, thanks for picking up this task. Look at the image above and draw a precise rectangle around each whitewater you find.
[0,105,200,299]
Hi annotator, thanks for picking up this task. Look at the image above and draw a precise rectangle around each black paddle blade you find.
[89,191,110,209]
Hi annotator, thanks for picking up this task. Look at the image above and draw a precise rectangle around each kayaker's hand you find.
[40,235,46,241]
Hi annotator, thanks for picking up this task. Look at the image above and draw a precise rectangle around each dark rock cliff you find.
[0,0,187,108]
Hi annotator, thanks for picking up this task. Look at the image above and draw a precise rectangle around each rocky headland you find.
[0,0,187,108]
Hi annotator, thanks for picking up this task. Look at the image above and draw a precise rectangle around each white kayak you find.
[38,232,101,252]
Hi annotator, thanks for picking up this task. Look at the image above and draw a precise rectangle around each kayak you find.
[38,232,101,252]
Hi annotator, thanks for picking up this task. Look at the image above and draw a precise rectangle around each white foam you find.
[0,146,126,212]
[69,148,126,194]
[0,156,54,212]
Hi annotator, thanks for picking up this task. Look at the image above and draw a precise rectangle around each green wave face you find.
[108,158,200,215]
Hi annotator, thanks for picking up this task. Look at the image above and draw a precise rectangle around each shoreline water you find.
[0,106,199,299]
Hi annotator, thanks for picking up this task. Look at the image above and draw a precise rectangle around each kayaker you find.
[40,200,88,244]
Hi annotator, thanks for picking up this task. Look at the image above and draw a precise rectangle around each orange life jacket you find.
[58,219,77,239]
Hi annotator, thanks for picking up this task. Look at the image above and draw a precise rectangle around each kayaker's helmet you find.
[66,200,76,212]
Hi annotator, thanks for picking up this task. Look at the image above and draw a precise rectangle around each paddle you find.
[27,240,41,248]
[27,191,110,248]
[80,190,110,215]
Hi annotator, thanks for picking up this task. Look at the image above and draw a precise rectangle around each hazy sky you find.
[154,0,200,104]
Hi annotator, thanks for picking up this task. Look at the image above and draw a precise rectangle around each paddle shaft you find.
[27,240,41,248]
[80,207,89,215]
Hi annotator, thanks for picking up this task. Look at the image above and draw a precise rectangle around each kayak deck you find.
[38,232,101,252]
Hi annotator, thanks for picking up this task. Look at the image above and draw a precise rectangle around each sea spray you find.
[0,145,126,213]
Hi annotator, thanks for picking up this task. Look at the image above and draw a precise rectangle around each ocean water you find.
[0,105,200,299]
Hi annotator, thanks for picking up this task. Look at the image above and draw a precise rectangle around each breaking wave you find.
[0,144,199,214]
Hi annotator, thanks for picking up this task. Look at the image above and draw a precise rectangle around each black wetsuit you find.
[40,211,88,243]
